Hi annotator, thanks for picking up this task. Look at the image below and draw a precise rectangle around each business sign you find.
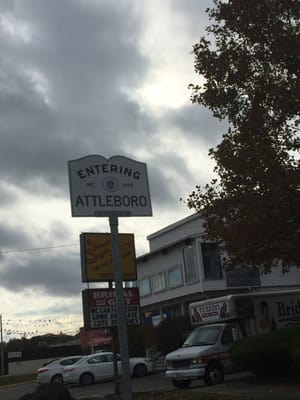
[82,288,141,329]
[80,232,137,282]
[68,155,152,217]
[226,267,261,287]
[254,294,300,334]
[190,300,232,325]
[79,327,112,350]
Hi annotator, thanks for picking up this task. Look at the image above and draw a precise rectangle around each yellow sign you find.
[80,233,136,282]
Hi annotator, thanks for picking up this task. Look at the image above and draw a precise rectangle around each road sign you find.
[68,154,152,400]
[68,155,152,217]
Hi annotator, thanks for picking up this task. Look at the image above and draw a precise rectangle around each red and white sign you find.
[82,288,141,329]
[190,301,232,324]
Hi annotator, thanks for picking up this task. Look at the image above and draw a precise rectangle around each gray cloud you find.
[166,105,226,148]
[0,251,82,296]
[0,1,219,323]
[0,0,150,193]
[0,223,32,249]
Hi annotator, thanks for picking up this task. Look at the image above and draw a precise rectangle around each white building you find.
[137,213,300,326]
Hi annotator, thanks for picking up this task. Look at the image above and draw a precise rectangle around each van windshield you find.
[183,325,222,347]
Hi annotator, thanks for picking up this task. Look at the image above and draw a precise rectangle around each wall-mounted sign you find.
[226,267,261,287]
[82,288,141,329]
[80,233,136,282]
[68,155,152,217]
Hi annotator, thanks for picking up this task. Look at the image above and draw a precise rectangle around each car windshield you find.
[183,325,222,347]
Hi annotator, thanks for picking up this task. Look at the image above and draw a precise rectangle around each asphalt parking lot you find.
[1,371,300,400]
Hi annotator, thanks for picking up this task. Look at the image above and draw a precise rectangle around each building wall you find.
[147,214,205,252]
[260,267,300,287]
[137,213,300,324]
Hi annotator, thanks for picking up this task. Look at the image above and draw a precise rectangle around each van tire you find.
[172,379,191,389]
[204,363,224,386]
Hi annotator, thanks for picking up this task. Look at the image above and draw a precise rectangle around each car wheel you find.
[172,379,191,389]
[204,363,224,386]
[80,372,94,386]
[133,363,147,377]
[51,374,63,384]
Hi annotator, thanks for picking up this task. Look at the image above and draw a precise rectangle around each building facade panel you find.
[260,266,300,287]
[136,213,300,326]
[147,214,205,252]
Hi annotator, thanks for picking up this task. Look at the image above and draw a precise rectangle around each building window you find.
[152,272,166,293]
[183,244,199,284]
[201,242,223,279]
[138,277,151,297]
[167,264,183,289]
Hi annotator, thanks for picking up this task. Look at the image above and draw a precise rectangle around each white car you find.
[63,352,153,386]
[36,356,83,384]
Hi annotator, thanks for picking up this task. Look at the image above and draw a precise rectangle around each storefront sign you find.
[226,267,261,287]
[190,300,232,324]
[80,233,136,281]
[82,288,141,329]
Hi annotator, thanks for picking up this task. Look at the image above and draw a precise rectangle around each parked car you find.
[37,356,83,384]
[63,352,153,386]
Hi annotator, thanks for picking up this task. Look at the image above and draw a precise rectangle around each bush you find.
[154,316,192,355]
[230,327,300,377]
[127,325,156,357]
[293,348,300,372]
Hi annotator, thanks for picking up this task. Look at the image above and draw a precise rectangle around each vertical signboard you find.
[80,233,136,282]
[82,288,141,329]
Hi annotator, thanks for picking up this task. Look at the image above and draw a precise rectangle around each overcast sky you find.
[0,0,226,340]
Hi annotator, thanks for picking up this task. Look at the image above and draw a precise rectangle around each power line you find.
[0,226,204,254]
[0,243,78,254]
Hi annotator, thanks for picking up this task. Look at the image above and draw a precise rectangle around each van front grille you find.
[171,359,191,369]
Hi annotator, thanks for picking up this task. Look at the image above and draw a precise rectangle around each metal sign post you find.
[68,155,152,400]
[109,215,131,400]
[0,315,4,376]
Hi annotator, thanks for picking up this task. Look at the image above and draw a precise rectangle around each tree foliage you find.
[5,332,77,350]
[186,0,300,273]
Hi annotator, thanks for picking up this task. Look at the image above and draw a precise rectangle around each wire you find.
[0,243,78,254]
[0,225,204,254]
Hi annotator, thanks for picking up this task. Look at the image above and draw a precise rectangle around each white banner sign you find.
[89,305,140,328]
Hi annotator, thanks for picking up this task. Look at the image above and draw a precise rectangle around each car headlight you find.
[191,357,203,365]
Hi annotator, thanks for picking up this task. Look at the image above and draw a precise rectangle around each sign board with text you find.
[68,155,152,217]
[82,288,141,329]
[80,233,137,282]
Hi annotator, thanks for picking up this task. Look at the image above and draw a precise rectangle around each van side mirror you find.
[232,327,239,341]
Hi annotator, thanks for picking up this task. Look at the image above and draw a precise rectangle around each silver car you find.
[63,352,153,386]
[36,355,83,384]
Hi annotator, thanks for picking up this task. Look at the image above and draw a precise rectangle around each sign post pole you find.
[68,155,153,400]
[109,215,132,400]
[0,315,4,376]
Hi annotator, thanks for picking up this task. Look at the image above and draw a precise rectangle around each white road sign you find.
[68,155,152,217]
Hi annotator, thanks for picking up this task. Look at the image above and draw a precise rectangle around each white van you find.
[165,289,300,388]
